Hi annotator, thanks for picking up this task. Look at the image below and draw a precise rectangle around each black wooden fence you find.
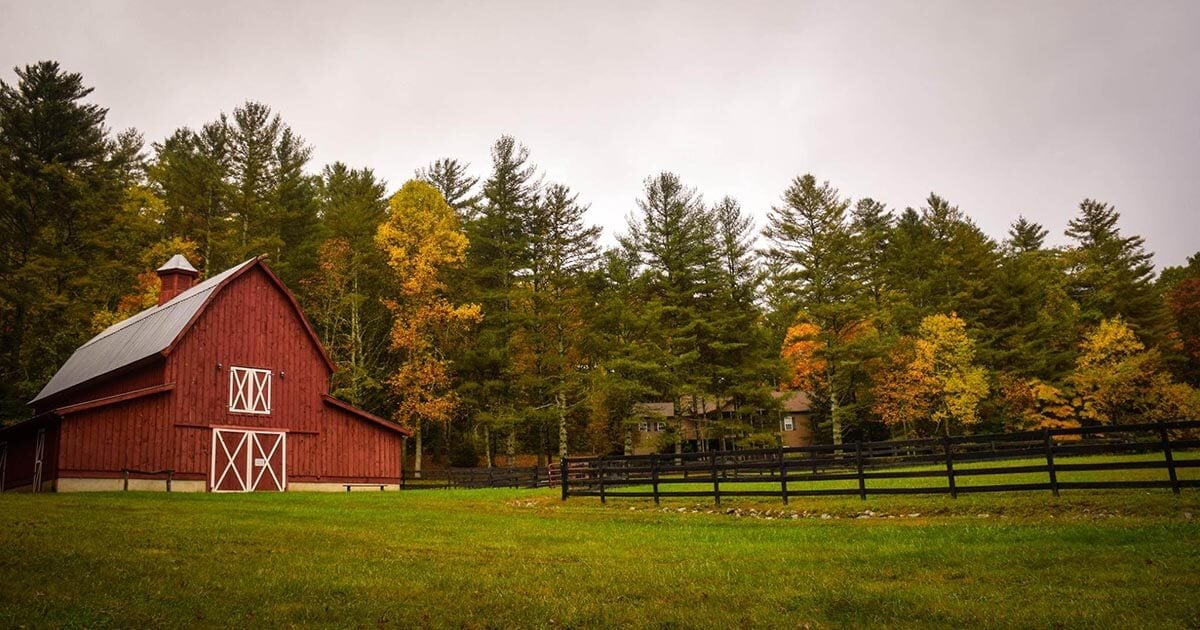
[401,466,547,489]
[560,420,1200,504]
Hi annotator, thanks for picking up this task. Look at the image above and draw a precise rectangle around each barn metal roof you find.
[31,259,256,405]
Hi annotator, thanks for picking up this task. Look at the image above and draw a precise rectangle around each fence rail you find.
[560,420,1200,504]
[401,466,547,490]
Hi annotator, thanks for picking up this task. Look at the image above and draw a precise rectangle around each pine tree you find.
[416,158,481,221]
[0,61,146,420]
[985,217,1078,382]
[148,121,234,271]
[620,172,719,454]
[1007,215,1048,253]
[850,198,894,309]
[1065,199,1170,346]
[458,136,541,465]
[518,182,601,460]
[149,101,320,283]
[303,163,392,412]
[705,196,776,440]
[763,175,864,444]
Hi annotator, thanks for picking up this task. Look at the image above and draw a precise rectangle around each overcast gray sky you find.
[4,0,1199,267]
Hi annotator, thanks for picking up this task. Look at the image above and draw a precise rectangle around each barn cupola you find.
[156,254,200,305]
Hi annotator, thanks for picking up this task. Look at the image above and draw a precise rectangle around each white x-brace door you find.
[210,428,286,492]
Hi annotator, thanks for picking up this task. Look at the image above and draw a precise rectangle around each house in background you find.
[632,390,813,455]
[0,255,410,493]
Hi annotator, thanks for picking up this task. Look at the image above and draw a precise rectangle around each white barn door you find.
[211,428,286,492]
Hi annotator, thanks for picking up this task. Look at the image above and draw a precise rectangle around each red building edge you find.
[0,255,411,493]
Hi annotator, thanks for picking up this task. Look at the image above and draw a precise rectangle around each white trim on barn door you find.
[210,428,287,492]
[228,366,272,415]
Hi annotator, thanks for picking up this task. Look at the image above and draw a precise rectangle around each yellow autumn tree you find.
[912,313,989,435]
[376,180,482,476]
[874,313,988,437]
[1070,317,1200,424]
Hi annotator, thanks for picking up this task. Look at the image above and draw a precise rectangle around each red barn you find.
[0,255,409,492]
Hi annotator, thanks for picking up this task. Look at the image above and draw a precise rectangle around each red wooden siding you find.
[32,361,165,416]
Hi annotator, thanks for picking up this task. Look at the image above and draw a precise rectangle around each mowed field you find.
[1,460,1199,628]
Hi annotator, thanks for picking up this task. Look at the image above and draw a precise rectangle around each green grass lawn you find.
[1,482,1199,628]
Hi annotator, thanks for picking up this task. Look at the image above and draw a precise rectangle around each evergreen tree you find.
[1007,215,1048,253]
[416,158,481,220]
[149,101,320,284]
[148,121,234,270]
[705,197,777,441]
[1064,199,1169,345]
[763,175,865,443]
[517,182,601,461]
[303,163,392,412]
[583,248,666,455]
[985,217,1078,381]
[0,61,146,420]
[850,198,894,309]
[620,172,719,453]
[458,136,541,465]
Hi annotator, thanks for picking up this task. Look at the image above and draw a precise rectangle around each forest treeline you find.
[3,62,1199,469]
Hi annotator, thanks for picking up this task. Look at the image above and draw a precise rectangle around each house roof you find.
[31,257,334,406]
[774,390,812,413]
[635,402,675,418]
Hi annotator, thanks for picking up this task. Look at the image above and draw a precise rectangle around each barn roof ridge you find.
[30,256,325,406]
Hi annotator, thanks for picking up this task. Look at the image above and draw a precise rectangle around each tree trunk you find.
[483,425,493,468]
[506,430,516,468]
[414,421,423,478]
[557,390,568,460]
[828,364,843,446]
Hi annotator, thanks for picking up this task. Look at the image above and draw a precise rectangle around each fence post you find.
[778,444,788,505]
[123,469,129,492]
[560,458,568,501]
[943,435,957,499]
[599,458,607,504]
[166,470,173,493]
[533,466,539,489]
[711,451,721,507]
[652,454,661,505]
[855,441,867,501]
[1158,422,1180,496]
[1043,428,1059,497]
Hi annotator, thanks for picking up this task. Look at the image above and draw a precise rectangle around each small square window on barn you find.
[654,422,666,432]
[229,366,272,414]
[782,416,795,432]
[638,421,649,432]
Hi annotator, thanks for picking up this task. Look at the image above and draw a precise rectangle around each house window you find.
[638,422,649,432]
[654,422,666,433]
[229,366,272,414]
[782,415,795,432]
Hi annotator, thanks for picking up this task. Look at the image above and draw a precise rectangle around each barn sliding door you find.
[210,428,286,492]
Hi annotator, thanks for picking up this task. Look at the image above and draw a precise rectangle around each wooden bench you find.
[343,483,387,492]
